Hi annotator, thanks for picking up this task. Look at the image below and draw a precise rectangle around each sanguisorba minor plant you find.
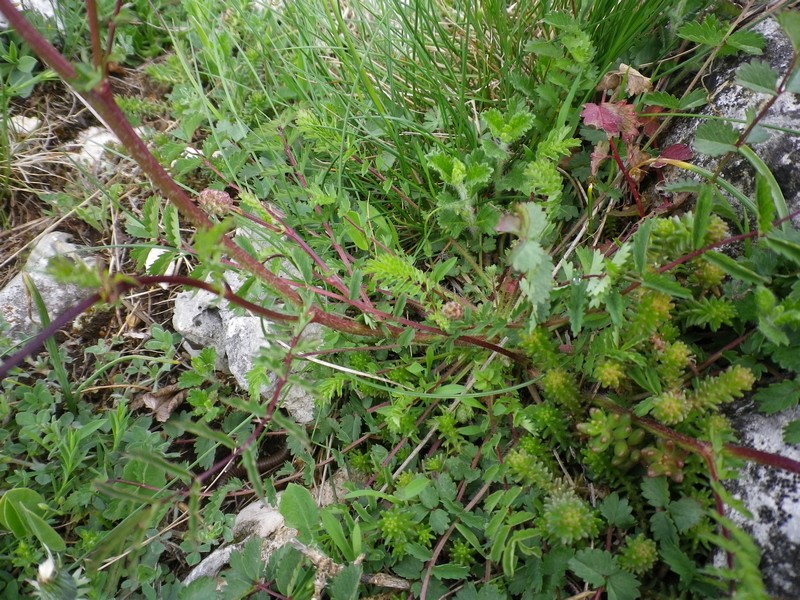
[4,0,800,598]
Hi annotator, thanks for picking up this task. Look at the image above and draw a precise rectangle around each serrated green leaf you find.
[568,279,587,336]
[633,218,654,274]
[692,185,713,250]
[489,524,511,562]
[329,564,362,600]
[736,60,778,95]
[524,39,564,58]
[703,251,769,285]
[783,419,800,444]
[642,91,680,109]
[777,11,800,51]
[659,542,696,584]
[641,477,669,508]
[694,121,739,156]
[142,196,161,239]
[668,498,703,532]
[163,203,181,247]
[754,379,800,414]
[229,537,264,582]
[279,484,319,539]
[569,548,616,587]
[725,29,765,55]
[606,569,640,600]
[756,173,775,235]
[395,476,430,501]
[679,89,709,110]
[599,493,636,529]
[765,229,800,265]
[650,511,678,546]
[433,563,470,579]
[678,16,727,47]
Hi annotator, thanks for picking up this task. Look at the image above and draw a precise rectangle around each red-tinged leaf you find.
[496,213,521,234]
[653,144,692,167]
[581,102,640,142]
[590,141,609,175]
[641,105,664,137]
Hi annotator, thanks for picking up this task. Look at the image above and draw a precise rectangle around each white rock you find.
[722,405,800,596]
[663,18,800,223]
[0,232,96,342]
[172,230,317,423]
[70,126,120,167]
[9,115,41,137]
[0,1,60,30]
[232,500,285,540]
[181,470,354,586]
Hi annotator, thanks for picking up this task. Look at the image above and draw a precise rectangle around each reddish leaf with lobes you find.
[581,102,640,143]
[653,144,693,167]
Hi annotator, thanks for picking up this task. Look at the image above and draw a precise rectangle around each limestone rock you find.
[663,17,800,221]
[0,232,96,343]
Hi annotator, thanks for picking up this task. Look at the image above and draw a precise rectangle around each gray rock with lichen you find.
[663,16,800,597]
[663,17,800,222]
[0,231,95,343]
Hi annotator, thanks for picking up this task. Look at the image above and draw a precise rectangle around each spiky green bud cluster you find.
[689,365,755,412]
[348,351,376,372]
[651,390,690,425]
[520,327,560,369]
[526,401,570,442]
[417,523,435,547]
[648,213,728,265]
[641,440,686,482]
[395,471,415,489]
[451,539,476,566]
[541,490,599,545]
[577,408,645,469]
[594,359,627,389]
[506,449,554,489]
[518,435,548,457]
[425,455,445,472]
[435,411,464,450]
[618,533,658,574]
[706,214,729,244]
[626,289,673,340]
[454,402,475,424]
[539,368,580,411]
[690,259,726,290]
[656,340,693,387]
[349,451,372,474]
[378,506,416,556]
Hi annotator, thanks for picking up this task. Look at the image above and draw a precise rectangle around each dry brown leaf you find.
[134,384,188,422]
[619,63,653,96]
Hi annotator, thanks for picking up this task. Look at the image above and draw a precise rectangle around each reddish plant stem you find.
[103,0,126,67]
[594,396,800,476]
[349,154,420,211]
[276,127,374,306]
[85,0,103,72]
[195,328,303,486]
[608,138,645,218]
